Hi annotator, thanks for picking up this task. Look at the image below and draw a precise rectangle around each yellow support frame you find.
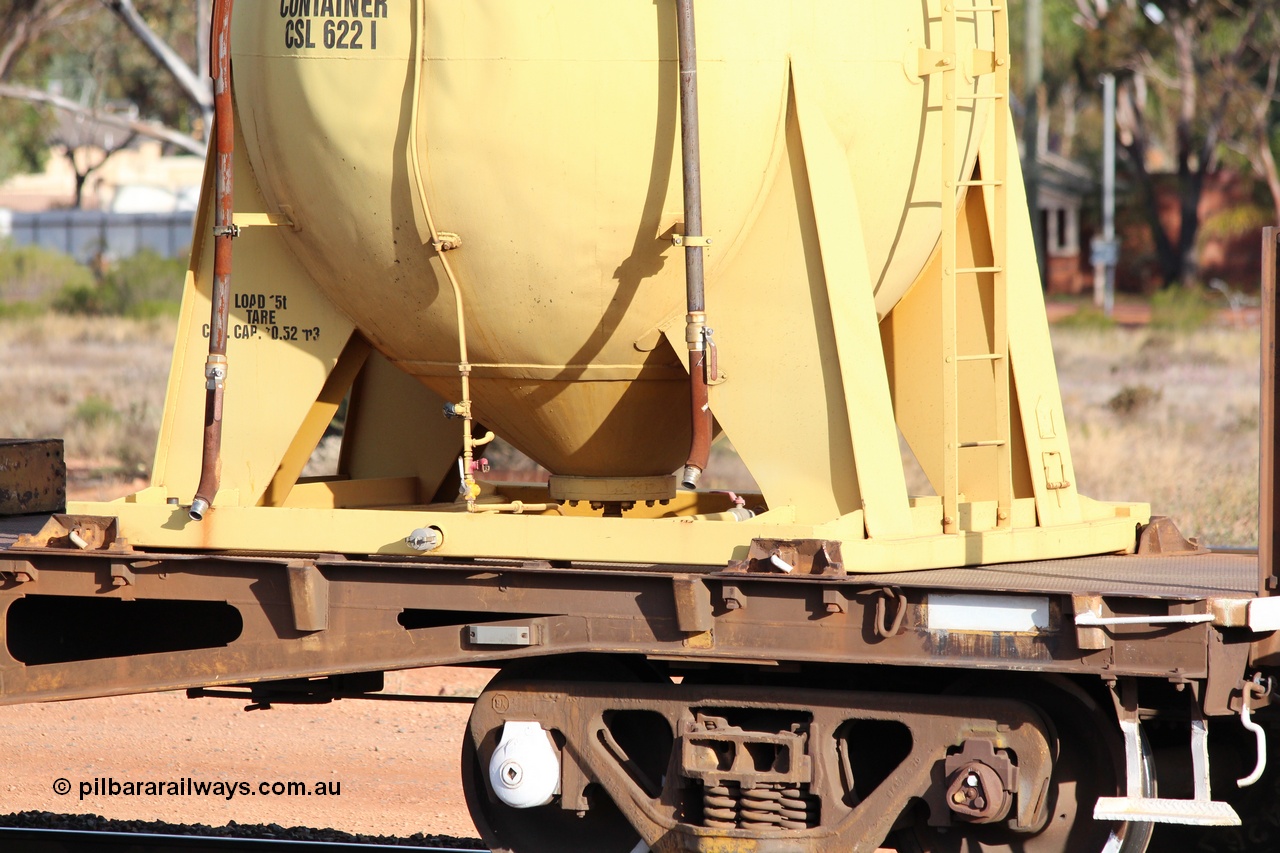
[69,4,1141,572]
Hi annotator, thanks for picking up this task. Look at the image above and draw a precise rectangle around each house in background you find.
[1035,151,1094,296]
[0,139,203,214]
[0,130,204,261]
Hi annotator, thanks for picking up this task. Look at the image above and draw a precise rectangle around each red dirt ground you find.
[0,666,494,839]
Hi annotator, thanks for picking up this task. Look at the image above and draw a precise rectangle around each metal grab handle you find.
[875,589,907,639]
[1238,676,1269,788]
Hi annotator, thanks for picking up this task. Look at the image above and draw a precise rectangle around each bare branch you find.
[1198,6,1261,168]
[0,0,86,81]
[1255,53,1280,125]
[100,0,212,116]
[1073,0,1100,28]
[0,82,206,156]
[1135,50,1179,90]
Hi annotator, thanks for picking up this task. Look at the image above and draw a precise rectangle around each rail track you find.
[0,825,486,852]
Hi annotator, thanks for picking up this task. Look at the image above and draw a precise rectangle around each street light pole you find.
[1024,0,1044,287]
[1092,73,1118,317]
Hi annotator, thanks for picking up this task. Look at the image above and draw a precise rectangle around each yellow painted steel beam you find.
[259,335,373,507]
[68,498,1145,570]
[791,59,913,540]
[281,476,419,510]
[984,110,1083,525]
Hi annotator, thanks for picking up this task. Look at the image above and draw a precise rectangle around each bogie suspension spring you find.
[702,782,818,831]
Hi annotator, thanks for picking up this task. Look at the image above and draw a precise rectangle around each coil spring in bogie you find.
[703,783,740,828]
[778,786,817,830]
[740,785,784,828]
[703,782,818,831]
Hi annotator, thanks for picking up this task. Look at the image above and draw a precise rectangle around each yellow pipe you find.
[473,502,564,516]
[406,0,490,511]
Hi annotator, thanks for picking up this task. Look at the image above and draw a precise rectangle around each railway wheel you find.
[895,675,1154,853]
[460,657,645,853]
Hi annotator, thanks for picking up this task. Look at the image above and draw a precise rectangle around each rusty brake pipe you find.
[190,0,235,523]
[675,0,711,490]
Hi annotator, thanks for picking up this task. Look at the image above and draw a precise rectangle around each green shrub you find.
[55,249,186,317]
[113,402,156,476]
[105,249,186,316]
[1053,304,1117,330]
[1150,284,1214,332]
[0,241,94,308]
[54,281,114,315]
[1107,384,1162,416]
[72,395,119,428]
[0,104,50,184]
[0,300,45,319]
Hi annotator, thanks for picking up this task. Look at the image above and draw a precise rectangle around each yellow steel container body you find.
[233,1,993,478]
[73,0,1149,567]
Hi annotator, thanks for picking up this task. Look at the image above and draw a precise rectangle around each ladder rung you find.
[955,179,1003,187]
[955,266,1003,274]
[955,93,1004,101]
[956,353,1003,362]
[960,440,1007,448]
[954,5,1004,11]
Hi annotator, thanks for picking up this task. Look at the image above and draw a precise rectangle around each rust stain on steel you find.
[727,539,844,576]
[1260,226,1279,598]
[467,680,1052,851]
[925,628,1055,663]
[13,515,125,552]
[193,0,236,516]
[0,547,1241,705]
[1135,516,1206,556]
[0,440,65,516]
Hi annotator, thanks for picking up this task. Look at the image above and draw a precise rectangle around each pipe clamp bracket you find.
[672,234,711,247]
[433,231,463,252]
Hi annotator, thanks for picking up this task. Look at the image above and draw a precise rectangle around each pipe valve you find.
[685,311,707,351]
[204,356,228,391]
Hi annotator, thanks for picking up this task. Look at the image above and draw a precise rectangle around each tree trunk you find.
[195,0,213,139]
[1172,13,1198,286]
[72,165,87,209]
[1175,171,1202,287]
[1258,131,1280,225]
[1117,78,1180,286]
[104,0,213,130]
[1256,54,1280,224]
[1059,80,1078,159]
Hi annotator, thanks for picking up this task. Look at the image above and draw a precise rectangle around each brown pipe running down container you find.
[675,0,711,490]
[190,0,235,523]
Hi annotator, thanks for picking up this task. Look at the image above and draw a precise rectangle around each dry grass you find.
[1053,326,1260,546]
[0,315,177,493]
[0,315,1263,546]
